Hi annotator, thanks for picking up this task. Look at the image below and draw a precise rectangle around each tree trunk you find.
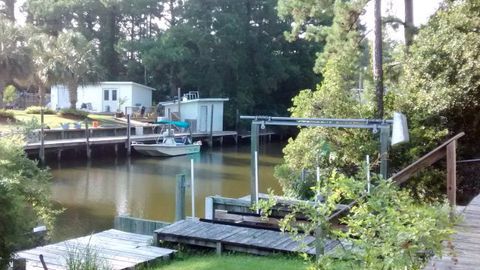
[4,0,15,22]
[68,80,78,109]
[0,81,5,108]
[38,84,45,106]
[373,0,384,119]
[404,0,414,48]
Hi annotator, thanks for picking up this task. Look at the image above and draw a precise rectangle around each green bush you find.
[25,106,56,115]
[0,109,15,120]
[59,108,89,119]
[0,136,58,268]
[260,171,454,270]
[3,85,16,104]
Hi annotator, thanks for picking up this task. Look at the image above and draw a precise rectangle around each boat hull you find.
[132,143,201,157]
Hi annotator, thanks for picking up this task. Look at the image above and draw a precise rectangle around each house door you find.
[102,89,118,112]
[199,105,208,132]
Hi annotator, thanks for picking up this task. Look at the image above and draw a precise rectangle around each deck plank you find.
[16,229,175,270]
[155,220,337,255]
[423,194,480,269]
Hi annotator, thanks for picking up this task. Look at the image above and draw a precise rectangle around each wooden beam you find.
[391,132,464,184]
[447,140,456,207]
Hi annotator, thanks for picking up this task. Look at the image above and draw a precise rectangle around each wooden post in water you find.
[175,174,186,221]
[250,122,259,206]
[85,121,91,159]
[191,159,196,218]
[209,104,214,148]
[39,106,45,163]
[127,114,131,156]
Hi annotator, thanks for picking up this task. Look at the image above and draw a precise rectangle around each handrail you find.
[391,132,464,184]
[327,132,465,221]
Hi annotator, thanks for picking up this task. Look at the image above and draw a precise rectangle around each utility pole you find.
[373,0,384,119]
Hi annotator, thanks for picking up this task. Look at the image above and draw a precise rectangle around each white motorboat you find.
[132,121,201,157]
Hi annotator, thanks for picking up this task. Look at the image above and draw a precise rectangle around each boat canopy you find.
[155,120,190,129]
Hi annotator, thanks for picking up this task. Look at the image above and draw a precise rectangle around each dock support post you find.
[85,121,91,159]
[250,122,259,205]
[379,125,390,179]
[175,174,186,221]
[40,107,45,164]
[57,150,62,161]
[447,140,457,213]
[127,114,131,156]
[216,242,223,255]
[209,104,214,148]
[191,159,196,219]
[114,144,119,155]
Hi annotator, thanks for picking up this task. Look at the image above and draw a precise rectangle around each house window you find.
[112,90,117,101]
[104,89,109,101]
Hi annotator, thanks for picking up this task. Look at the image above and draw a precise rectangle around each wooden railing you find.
[328,132,465,221]
[391,132,464,206]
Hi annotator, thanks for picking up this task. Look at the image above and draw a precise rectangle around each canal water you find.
[48,141,285,241]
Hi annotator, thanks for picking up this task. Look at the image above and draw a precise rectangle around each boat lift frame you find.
[240,115,393,206]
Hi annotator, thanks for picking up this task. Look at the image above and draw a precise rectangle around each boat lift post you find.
[241,115,408,206]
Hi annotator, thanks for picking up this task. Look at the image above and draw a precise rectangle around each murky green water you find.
[48,141,285,241]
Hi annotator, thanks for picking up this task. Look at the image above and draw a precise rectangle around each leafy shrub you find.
[25,106,56,114]
[3,85,16,104]
[0,109,14,120]
[260,171,454,270]
[0,135,58,268]
[59,108,89,119]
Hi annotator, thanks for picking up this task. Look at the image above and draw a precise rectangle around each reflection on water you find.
[49,141,285,241]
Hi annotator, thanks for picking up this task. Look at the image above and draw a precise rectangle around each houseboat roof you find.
[161,98,229,106]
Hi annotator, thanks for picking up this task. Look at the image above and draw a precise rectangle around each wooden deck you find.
[16,229,175,270]
[24,131,238,150]
[154,219,338,255]
[424,194,480,270]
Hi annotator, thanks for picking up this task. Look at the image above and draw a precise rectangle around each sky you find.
[363,0,444,41]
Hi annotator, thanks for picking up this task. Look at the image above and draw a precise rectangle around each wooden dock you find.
[15,229,175,270]
[24,131,238,151]
[424,194,480,270]
[154,219,338,255]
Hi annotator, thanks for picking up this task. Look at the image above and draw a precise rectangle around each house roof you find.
[161,98,229,106]
[100,81,156,91]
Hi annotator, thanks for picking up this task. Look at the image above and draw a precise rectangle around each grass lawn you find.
[152,254,308,270]
[0,110,125,132]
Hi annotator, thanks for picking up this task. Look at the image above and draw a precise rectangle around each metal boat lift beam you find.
[240,115,392,206]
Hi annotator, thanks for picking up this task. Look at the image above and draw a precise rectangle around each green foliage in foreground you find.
[0,135,58,268]
[260,171,454,270]
[25,106,56,115]
[152,254,307,270]
[65,238,112,270]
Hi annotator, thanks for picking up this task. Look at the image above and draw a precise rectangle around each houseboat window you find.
[112,90,117,101]
[104,89,109,101]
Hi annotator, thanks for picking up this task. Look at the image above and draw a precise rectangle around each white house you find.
[50,81,154,112]
[160,91,229,133]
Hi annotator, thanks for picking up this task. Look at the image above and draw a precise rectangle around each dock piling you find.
[175,174,186,221]
[127,114,131,156]
[39,107,45,164]
[85,121,91,159]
